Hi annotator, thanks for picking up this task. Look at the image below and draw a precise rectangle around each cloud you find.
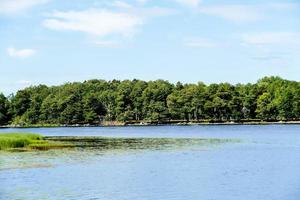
[175,0,202,7]
[0,0,49,15]
[92,40,121,48]
[198,5,261,22]
[251,55,282,61]
[17,80,32,85]
[195,2,300,23]
[240,32,300,61]
[132,6,176,17]
[241,32,300,46]
[7,47,36,58]
[184,37,217,48]
[111,1,132,9]
[269,2,300,9]
[43,7,174,38]
[136,0,148,4]
[43,9,143,37]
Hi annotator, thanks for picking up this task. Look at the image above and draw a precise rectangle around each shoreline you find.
[2,120,300,128]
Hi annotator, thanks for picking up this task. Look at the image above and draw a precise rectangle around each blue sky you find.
[0,0,299,94]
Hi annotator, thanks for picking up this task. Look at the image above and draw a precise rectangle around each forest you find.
[0,76,300,126]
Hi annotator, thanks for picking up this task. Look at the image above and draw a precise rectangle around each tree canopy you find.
[1,76,300,125]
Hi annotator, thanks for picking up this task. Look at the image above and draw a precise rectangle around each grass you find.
[0,133,73,151]
[0,133,43,150]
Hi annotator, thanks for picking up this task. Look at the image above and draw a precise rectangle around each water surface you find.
[0,125,300,200]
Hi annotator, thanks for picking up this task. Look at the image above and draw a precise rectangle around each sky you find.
[0,0,300,94]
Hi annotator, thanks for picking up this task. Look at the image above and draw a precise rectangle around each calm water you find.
[1,125,300,200]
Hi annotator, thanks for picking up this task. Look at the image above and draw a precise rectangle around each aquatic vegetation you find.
[0,133,73,151]
[0,132,239,152]
[45,136,239,151]
[0,136,240,170]
[0,133,43,150]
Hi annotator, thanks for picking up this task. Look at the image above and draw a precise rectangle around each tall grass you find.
[0,133,44,150]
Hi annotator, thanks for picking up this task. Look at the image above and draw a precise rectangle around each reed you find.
[0,133,73,151]
[0,133,44,150]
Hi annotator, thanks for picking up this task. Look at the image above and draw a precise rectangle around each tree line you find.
[1,76,300,125]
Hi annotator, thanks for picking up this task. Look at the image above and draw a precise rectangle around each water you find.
[0,125,300,200]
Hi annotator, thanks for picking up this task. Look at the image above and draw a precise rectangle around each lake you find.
[0,125,300,200]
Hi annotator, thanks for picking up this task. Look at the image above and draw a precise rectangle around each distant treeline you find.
[0,76,300,126]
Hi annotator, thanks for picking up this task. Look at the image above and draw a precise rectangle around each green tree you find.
[40,94,60,123]
[0,94,10,124]
[256,92,276,120]
[4,76,300,125]
[142,80,173,122]
[82,93,106,123]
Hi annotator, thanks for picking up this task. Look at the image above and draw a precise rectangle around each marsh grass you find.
[0,133,42,150]
[0,133,73,151]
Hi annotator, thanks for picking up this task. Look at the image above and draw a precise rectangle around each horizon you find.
[1,0,300,95]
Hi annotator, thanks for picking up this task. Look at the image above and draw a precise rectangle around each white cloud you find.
[136,0,148,4]
[7,47,36,58]
[198,5,261,22]
[241,32,300,46]
[43,9,143,37]
[133,7,176,17]
[184,37,217,48]
[111,1,132,9]
[43,7,174,38]
[240,32,300,61]
[269,2,300,9]
[17,80,32,85]
[0,0,49,15]
[92,40,121,48]
[175,0,202,7]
